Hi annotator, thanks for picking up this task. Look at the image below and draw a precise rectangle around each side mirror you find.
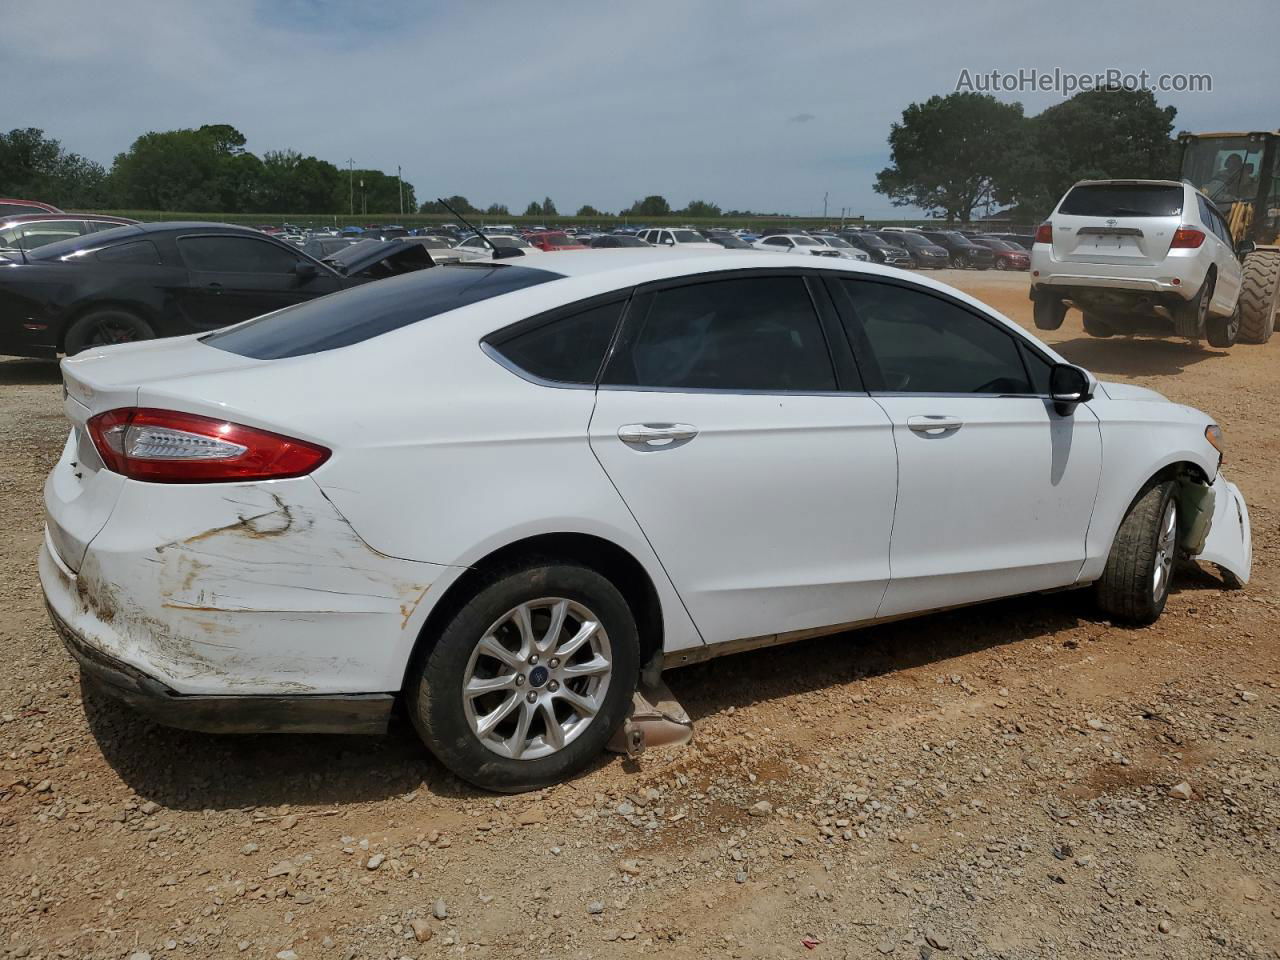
[1237,239,1256,257]
[1049,363,1094,414]
[294,260,319,280]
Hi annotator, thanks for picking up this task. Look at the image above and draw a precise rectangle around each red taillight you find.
[1170,227,1205,249]
[87,408,330,483]
[1035,222,1053,244]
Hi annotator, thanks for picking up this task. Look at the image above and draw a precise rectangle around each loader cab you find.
[1179,131,1280,246]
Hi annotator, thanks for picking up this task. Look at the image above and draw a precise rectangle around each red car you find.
[0,198,61,218]
[971,237,1030,271]
[525,230,586,252]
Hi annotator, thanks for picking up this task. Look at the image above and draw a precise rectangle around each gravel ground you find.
[1,270,1277,960]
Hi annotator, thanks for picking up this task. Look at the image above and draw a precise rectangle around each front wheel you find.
[994,258,1009,271]
[1205,304,1240,348]
[1095,481,1178,625]
[1033,292,1067,330]
[409,563,640,792]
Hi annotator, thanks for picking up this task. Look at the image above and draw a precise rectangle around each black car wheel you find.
[63,309,156,356]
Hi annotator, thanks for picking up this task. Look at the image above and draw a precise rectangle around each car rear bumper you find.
[1030,253,1205,300]
[46,592,393,734]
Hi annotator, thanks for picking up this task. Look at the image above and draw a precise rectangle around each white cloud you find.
[3,0,1274,216]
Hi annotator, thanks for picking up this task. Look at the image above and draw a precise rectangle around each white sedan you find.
[41,250,1251,791]
[754,233,857,259]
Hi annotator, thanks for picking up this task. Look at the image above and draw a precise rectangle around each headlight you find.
[1205,424,1225,461]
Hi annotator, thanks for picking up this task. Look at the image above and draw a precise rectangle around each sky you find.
[4,0,1276,217]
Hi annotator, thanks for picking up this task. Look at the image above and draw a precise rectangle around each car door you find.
[1198,197,1243,312]
[829,276,1102,617]
[174,234,340,329]
[589,271,898,647]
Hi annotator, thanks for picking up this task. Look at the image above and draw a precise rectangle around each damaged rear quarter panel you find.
[66,477,450,695]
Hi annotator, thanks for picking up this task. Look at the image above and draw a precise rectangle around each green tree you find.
[576,204,604,217]
[109,124,257,211]
[419,195,477,215]
[350,169,415,215]
[259,150,342,213]
[1013,87,1178,217]
[681,199,721,218]
[485,202,510,216]
[524,200,544,217]
[874,93,1027,222]
[542,196,558,216]
[624,195,671,217]
[0,127,110,208]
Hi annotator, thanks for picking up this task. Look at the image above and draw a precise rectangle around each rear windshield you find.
[204,262,562,359]
[26,225,144,261]
[1058,184,1183,218]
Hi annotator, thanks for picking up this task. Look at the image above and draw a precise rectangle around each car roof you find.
[1071,179,1186,189]
[1,213,136,226]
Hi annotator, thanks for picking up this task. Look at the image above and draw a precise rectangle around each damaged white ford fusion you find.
[40,250,1252,791]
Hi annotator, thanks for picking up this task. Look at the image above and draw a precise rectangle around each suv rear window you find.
[204,263,562,359]
[1058,184,1183,218]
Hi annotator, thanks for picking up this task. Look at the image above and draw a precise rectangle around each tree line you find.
[874,86,1181,222]
[1,124,414,215]
[4,86,1182,221]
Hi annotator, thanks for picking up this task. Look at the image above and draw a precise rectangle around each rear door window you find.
[1058,184,1183,218]
[603,276,836,392]
[488,300,626,384]
[96,240,162,265]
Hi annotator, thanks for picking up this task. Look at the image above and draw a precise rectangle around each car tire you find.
[1082,313,1114,338]
[1173,277,1211,340]
[408,562,640,793]
[63,309,156,356]
[1205,304,1240,348]
[1236,249,1279,344]
[1033,293,1067,331]
[1095,480,1178,626]
[994,258,1009,271]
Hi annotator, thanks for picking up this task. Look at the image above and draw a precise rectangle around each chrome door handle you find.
[618,423,698,447]
[907,415,963,434]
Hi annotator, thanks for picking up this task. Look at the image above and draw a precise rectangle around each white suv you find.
[1030,180,1244,346]
[635,228,721,250]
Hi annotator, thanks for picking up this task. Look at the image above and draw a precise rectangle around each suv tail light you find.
[87,408,330,483]
[1170,227,1205,249]
[1035,222,1053,244]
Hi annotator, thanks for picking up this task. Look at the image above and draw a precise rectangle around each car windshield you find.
[1058,183,1183,218]
[792,236,820,246]
[672,230,704,243]
[418,238,450,249]
[492,236,530,248]
[25,224,142,261]
[204,263,563,359]
[820,237,852,248]
[856,234,888,247]
[543,234,575,246]
[893,233,927,247]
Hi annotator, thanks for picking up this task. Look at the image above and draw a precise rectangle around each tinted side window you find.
[490,301,625,384]
[96,240,162,265]
[605,276,836,392]
[836,280,1032,394]
[178,236,300,273]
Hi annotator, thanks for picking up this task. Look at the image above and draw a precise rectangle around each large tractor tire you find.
[1237,250,1280,344]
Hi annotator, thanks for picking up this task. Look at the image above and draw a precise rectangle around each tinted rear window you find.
[1058,184,1183,218]
[204,262,562,359]
[26,224,144,261]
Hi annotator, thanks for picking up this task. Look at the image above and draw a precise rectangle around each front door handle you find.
[618,423,698,448]
[906,415,963,435]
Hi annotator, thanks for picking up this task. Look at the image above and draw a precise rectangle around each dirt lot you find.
[1,270,1277,960]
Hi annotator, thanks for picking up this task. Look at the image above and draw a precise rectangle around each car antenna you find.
[436,198,523,259]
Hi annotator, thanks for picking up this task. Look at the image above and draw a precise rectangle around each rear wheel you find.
[408,562,640,792]
[1082,313,1115,338]
[1095,481,1178,626]
[1205,303,1240,348]
[1236,249,1279,344]
[63,309,155,356]
[1173,277,1211,340]
[1033,293,1067,330]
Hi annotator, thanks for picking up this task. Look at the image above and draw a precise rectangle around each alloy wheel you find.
[1152,499,1177,602]
[462,598,612,760]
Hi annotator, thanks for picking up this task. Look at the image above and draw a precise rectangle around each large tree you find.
[419,195,477,215]
[0,127,110,208]
[1013,87,1179,216]
[109,124,256,211]
[259,150,342,213]
[349,168,415,215]
[623,195,671,217]
[874,93,1027,221]
[681,199,721,218]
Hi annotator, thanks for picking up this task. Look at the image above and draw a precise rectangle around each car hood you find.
[1099,381,1168,402]
[324,238,435,276]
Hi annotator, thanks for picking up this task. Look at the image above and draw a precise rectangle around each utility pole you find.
[346,159,354,217]
[397,165,403,217]
[360,179,366,216]
[823,191,828,219]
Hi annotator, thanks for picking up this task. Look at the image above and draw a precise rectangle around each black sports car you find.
[0,222,435,358]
